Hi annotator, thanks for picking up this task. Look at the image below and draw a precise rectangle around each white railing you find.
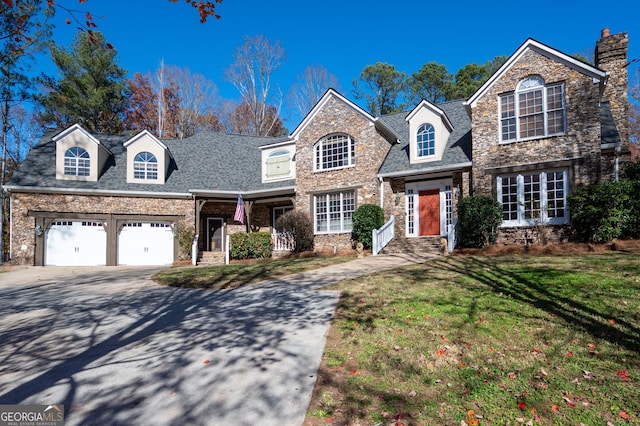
[372,215,395,256]
[446,219,458,253]
[272,232,295,252]
[191,235,199,266]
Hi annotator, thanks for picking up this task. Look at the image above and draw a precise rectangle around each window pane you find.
[523,174,541,220]
[316,135,353,171]
[315,196,327,232]
[546,171,565,218]
[417,124,435,156]
[501,176,518,221]
[500,94,516,141]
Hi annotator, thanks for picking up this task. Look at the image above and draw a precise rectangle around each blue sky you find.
[41,0,639,129]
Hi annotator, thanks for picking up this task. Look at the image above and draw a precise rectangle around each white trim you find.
[52,124,102,146]
[3,185,192,199]
[377,162,472,179]
[405,178,453,237]
[465,38,607,108]
[497,168,569,227]
[188,186,296,198]
[123,129,169,151]
[405,100,454,131]
[258,138,295,150]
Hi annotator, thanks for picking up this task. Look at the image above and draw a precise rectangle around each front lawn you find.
[152,255,354,290]
[305,251,640,425]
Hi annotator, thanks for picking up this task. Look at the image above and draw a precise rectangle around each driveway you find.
[0,254,429,425]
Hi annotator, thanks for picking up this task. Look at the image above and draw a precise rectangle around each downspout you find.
[615,145,621,181]
[379,177,384,209]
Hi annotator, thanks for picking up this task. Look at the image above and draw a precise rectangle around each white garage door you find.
[45,220,107,266]
[118,222,174,266]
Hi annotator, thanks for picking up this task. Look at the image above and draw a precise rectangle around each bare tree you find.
[224,35,285,136]
[165,65,219,138]
[288,65,340,118]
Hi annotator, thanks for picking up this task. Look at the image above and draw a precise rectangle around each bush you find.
[568,178,639,242]
[275,210,314,253]
[456,195,502,248]
[352,204,385,249]
[174,222,195,260]
[230,232,272,260]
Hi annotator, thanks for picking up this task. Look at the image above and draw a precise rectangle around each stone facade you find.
[294,95,392,252]
[470,49,603,196]
[9,193,194,265]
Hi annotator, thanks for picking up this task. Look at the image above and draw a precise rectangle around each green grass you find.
[151,255,353,289]
[304,252,640,426]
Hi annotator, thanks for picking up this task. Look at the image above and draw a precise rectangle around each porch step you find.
[198,251,226,266]
[381,236,445,257]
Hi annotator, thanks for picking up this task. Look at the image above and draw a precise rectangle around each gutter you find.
[377,162,472,179]
[2,185,193,199]
[188,185,296,199]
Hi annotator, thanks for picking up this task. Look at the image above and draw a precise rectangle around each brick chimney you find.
[595,28,629,148]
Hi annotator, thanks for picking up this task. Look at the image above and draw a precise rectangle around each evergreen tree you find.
[36,31,129,133]
[352,62,406,116]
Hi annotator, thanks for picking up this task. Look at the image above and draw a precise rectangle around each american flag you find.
[234,194,245,224]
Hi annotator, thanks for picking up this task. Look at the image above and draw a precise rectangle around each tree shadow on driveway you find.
[0,268,340,426]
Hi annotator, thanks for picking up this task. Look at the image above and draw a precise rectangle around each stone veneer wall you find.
[9,192,194,265]
[470,49,603,196]
[294,97,392,252]
[596,31,630,159]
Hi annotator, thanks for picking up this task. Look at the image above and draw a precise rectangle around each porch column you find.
[195,200,206,236]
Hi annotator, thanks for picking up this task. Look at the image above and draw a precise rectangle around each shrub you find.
[568,178,639,242]
[174,222,195,260]
[456,195,502,248]
[275,209,314,253]
[230,232,272,260]
[352,204,385,249]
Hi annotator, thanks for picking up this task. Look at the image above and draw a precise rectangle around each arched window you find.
[64,147,90,176]
[314,134,355,171]
[417,123,435,157]
[500,76,565,141]
[133,152,158,180]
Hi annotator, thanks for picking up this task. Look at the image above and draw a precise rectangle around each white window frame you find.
[64,147,90,176]
[499,77,566,143]
[133,151,158,180]
[313,134,355,172]
[416,123,435,157]
[496,169,569,227]
[313,191,355,234]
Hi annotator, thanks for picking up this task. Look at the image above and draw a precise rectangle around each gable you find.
[406,100,454,164]
[124,130,172,184]
[54,124,111,181]
[465,38,607,108]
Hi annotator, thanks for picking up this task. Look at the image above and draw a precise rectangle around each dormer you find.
[124,130,172,185]
[55,124,112,181]
[405,100,453,164]
[260,140,296,182]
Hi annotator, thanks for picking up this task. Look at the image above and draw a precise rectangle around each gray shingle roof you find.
[6,131,294,195]
[377,100,472,176]
[599,101,621,146]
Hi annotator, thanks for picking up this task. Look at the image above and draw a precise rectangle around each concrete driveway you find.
[0,265,341,426]
[0,254,429,425]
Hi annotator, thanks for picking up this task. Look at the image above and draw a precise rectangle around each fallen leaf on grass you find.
[618,370,631,381]
[437,349,446,356]
[348,369,359,376]
[517,401,527,410]
[619,411,630,420]
[551,404,560,412]
[563,396,577,408]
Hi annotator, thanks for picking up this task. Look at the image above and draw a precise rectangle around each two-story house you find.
[3,29,631,267]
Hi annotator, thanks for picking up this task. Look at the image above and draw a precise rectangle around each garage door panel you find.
[118,222,174,266]
[45,221,106,266]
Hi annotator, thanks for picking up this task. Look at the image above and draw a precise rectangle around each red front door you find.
[419,189,440,236]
